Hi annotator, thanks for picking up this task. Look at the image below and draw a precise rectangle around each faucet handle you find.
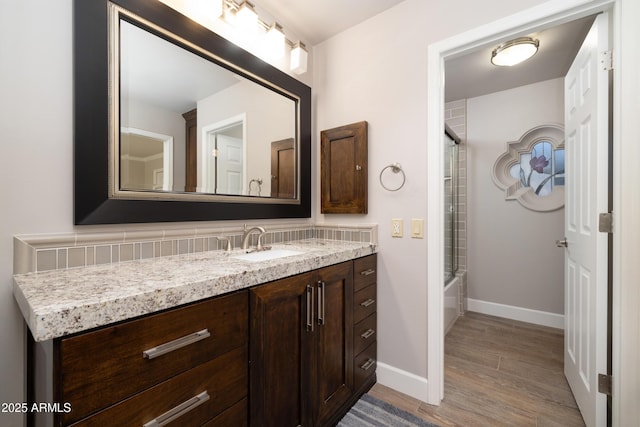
[216,237,232,252]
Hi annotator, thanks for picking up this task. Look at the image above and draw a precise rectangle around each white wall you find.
[466,78,565,315]
[0,2,74,426]
[313,0,549,389]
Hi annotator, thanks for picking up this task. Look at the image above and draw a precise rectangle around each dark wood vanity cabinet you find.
[250,254,377,427]
[48,254,376,427]
[53,291,249,427]
[250,262,354,427]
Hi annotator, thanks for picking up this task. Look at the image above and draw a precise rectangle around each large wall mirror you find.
[74,0,311,224]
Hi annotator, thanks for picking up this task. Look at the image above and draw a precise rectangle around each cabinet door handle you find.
[360,298,375,308]
[360,358,375,371]
[142,329,210,360]
[306,284,314,332]
[360,329,375,339]
[317,281,325,325]
[360,268,376,276]
[143,390,209,427]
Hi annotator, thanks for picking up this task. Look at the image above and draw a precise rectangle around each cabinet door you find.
[320,121,368,214]
[250,272,315,427]
[313,262,354,426]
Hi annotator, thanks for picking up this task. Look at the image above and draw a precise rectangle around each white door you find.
[563,12,609,427]
[216,135,244,195]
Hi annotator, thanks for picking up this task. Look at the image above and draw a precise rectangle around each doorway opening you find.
[426,2,615,425]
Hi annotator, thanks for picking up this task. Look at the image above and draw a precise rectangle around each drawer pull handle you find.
[361,329,375,339]
[143,390,209,427]
[360,298,375,308]
[360,268,376,276]
[360,358,375,371]
[143,329,210,360]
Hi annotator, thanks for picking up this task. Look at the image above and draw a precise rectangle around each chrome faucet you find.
[241,225,267,250]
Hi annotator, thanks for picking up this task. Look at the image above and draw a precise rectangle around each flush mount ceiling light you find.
[491,37,539,66]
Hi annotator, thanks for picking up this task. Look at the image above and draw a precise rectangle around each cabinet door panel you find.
[320,121,368,214]
[314,262,354,426]
[249,272,314,427]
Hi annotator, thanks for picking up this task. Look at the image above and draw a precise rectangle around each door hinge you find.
[212,148,219,157]
[600,50,613,71]
[598,373,612,396]
[598,212,613,233]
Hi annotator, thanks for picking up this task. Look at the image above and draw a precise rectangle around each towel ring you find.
[379,163,406,191]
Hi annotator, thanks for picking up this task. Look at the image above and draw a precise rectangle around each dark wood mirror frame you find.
[74,0,311,224]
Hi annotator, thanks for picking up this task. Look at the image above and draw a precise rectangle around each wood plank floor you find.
[369,312,585,426]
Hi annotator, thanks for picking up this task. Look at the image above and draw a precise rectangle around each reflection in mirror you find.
[117,13,297,200]
[202,115,246,195]
[120,128,174,191]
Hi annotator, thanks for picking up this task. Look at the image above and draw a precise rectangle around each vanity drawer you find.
[57,291,248,425]
[202,398,248,427]
[354,342,377,390]
[353,285,377,324]
[354,313,377,356]
[353,255,377,292]
[70,346,248,427]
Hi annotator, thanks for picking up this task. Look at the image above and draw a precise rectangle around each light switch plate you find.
[411,218,424,238]
[391,218,403,237]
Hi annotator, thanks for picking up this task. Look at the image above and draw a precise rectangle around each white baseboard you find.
[376,362,429,403]
[466,298,564,329]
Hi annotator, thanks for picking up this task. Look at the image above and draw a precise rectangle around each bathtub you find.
[444,276,460,335]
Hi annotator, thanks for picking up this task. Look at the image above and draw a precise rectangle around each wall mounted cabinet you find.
[320,121,368,214]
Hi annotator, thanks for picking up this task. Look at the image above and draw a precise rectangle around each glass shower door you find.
[444,134,458,284]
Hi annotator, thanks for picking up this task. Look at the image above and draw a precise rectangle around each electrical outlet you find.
[391,218,403,237]
[411,218,424,238]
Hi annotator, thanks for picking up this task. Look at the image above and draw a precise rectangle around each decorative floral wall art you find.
[491,124,565,211]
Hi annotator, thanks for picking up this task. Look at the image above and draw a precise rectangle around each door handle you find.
[317,281,325,326]
[556,238,568,248]
[306,284,314,332]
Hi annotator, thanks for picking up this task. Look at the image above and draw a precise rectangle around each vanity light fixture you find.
[219,0,309,74]
[211,0,224,19]
[290,41,308,75]
[179,0,223,23]
[491,37,539,66]
[235,1,259,32]
[265,23,286,59]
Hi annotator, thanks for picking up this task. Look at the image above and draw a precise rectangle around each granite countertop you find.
[14,239,376,342]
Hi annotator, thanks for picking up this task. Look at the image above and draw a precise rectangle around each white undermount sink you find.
[232,248,305,262]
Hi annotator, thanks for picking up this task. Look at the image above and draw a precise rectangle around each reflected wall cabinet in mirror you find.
[74,0,311,224]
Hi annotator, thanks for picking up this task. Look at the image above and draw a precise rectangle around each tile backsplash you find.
[14,222,378,274]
